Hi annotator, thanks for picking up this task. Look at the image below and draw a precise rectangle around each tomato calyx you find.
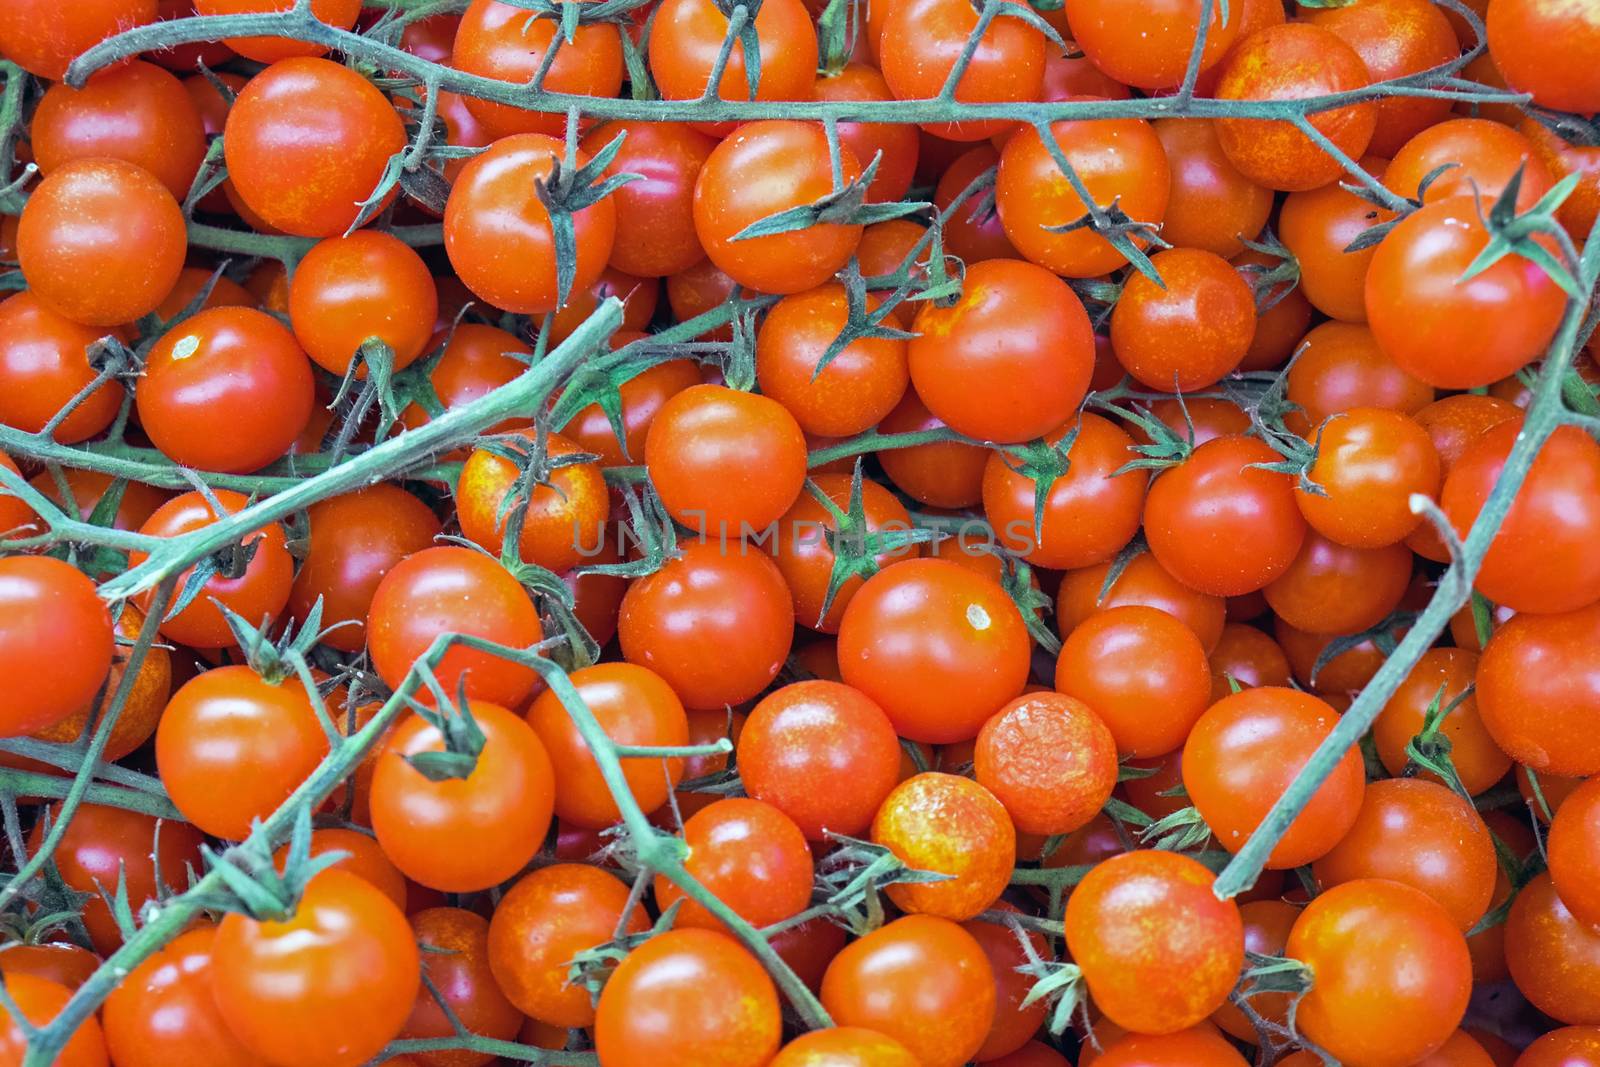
[1236,229,1304,313]
[1309,608,1415,688]
[1139,804,1213,852]
[812,261,918,383]
[1399,683,1478,799]
[326,338,401,460]
[1228,950,1316,1055]
[535,130,642,309]
[403,678,488,782]
[728,152,927,241]
[1461,163,1588,299]
[804,463,938,626]
[815,832,955,934]
[1091,395,1196,474]
[1015,952,1085,1040]
[198,807,345,923]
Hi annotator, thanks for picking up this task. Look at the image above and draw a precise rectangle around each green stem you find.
[0,770,183,821]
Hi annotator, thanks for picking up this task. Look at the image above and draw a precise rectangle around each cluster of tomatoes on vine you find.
[0,0,1599,1065]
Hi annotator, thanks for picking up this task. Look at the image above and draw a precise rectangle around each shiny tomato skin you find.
[31,802,205,955]
[1523,115,1600,242]
[1284,321,1435,438]
[31,60,207,200]
[525,661,688,827]
[909,258,1094,445]
[1384,117,1553,210]
[595,928,781,1067]
[1067,850,1244,1035]
[1214,24,1377,192]
[1371,647,1509,797]
[0,292,125,443]
[194,0,360,62]
[983,413,1146,570]
[1545,777,1600,931]
[1183,686,1366,868]
[1111,248,1256,391]
[102,925,261,1067]
[1152,118,1273,259]
[880,0,1045,141]
[813,64,921,203]
[1444,421,1600,615]
[270,828,407,913]
[1143,435,1308,597]
[1067,0,1237,89]
[820,915,997,1067]
[0,944,99,991]
[133,490,294,648]
[156,665,329,840]
[0,972,109,1067]
[738,680,902,841]
[838,558,1031,743]
[693,121,862,295]
[876,390,989,508]
[286,486,443,654]
[1507,872,1600,1025]
[648,0,818,107]
[451,0,622,138]
[656,797,814,929]
[1056,552,1226,653]
[1054,605,1212,759]
[871,772,1016,921]
[1366,196,1566,390]
[401,907,523,1067]
[1091,1027,1248,1067]
[224,57,405,238]
[213,869,420,1067]
[580,121,716,278]
[771,473,917,634]
[1516,1027,1600,1067]
[617,538,795,710]
[769,1028,920,1067]
[0,0,156,80]
[371,701,555,892]
[288,231,438,376]
[1288,879,1472,1067]
[1488,0,1600,115]
[562,357,701,468]
[1261,533,1413,637]
[397,324,533,448]
[1306,0,1457,156]
[456,430,609,574]
[996,119,1171,278]
[1278,158,1395,324]
[0,557,113,738]
[18,157,185,327]
[1476,600,1600,777]
[445,133,615,314]
[1297,407,1441,549]
[139,307,316,474]
[645,383,808,536]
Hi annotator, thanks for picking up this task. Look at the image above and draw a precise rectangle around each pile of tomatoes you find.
[0,0,1599,1065]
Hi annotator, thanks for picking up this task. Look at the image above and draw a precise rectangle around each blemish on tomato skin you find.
[171,335,200,361]
[967,604,991,630]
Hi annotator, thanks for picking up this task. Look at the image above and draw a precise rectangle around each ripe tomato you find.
[996,119,1171,278]
[397,324,533,448]
[31,60,206,200]
[133,490,294,648]
[451,0,622,138]
[1278,157,1395,324]
[838,558,1030,742]
[1384,118,1553,210]
[1283,322,1434,436]
[1313,778,1496,932]
[814,64,921,203]
[648,0,818,107]
[656,797,813,928]
[156,267,256,322]
[488,863,649,1027]
[286,486,442,654]
[876,390,989,507]
[871,769,1014,917]
[820,915,997,1067]
[1152,119,1272,259]
[880,0,1045,141]
[693,121,862,295]
[1371,647,1510,796]
[975,691,1117,835]
[371,701,554,892]
[1507,872,1600,1025]
[457,430,609,574]
[400,908,522,1067]
[367,546,542,708]
[31,802,205,954]
[525,661,688,827]
[288,232,438,376]
[935,145,1020,263]
[0,293,125,442]
[1262,533,1413,636]
[156,665,329,840]
[1368,196,1566,390]
[1054,605,1211,758]
[271,828,407,912]
[1297,407,1441,548]
[1205,623,1292,701]
[213,869,420,1067]
[755,283,910,438]
[617,538,795,709]
[1517,1028,1600,1067]
[0,0,156,79]
[1183,686,1367,868]
[1067,0,1237,89]
[770,1029,919,1067]
[595,929,780,1067]
[0,972,108,1067]
[139,307,316,474]
[0,557,113,738]
[561,357,700,468]
[1476,600,1600,777]
[580,121,716,278]
[771,472,917,633]
[1546,777,1600,932]
[738,680,902,841]
[1056,552,1226,652]
[1523,116,1600,241]
[1290,880,1470,1067]
[225,58,405,238]
[1067,850,1243,1035]
[1211,899,1299,1042]
[18,158,184,327]
[1214,24,1376,192]
[1488,0,1600,115]
[1112,248,1256,391]
[1306,0,1456,156]
[195,0,360,62]
[909,259,1094,444]
[645,383,808,536]
[102,925,260,1067]
[1091,1028,1248,1067]
[548,268,658,348]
